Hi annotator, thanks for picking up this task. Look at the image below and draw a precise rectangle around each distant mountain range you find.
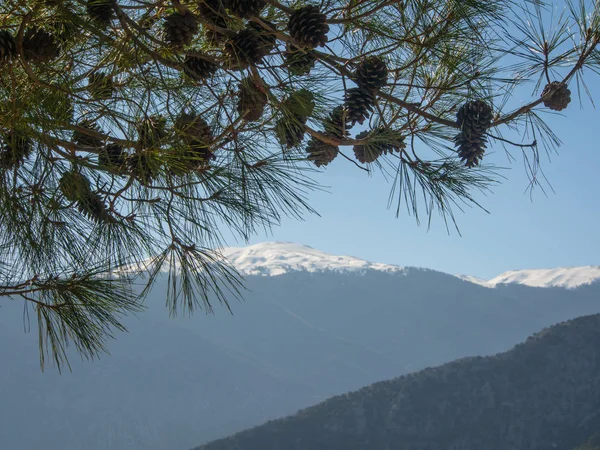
[221,242,600,288]
[1,242,599,450]
[195,313,600,450]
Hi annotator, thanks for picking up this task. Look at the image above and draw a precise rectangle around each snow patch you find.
[220,242,405,276]
[456,275,492,288]
[487,266,600,289]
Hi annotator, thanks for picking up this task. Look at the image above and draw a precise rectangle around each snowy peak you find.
[220,242,405,276]
[487,266,600,289]
[219,242,599,288]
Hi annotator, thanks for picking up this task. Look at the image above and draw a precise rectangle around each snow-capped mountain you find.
[457,266,600,289]
[486,266,600,289]
[221,242,405,276]
[221,241,600,289]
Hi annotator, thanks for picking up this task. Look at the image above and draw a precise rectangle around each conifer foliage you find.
[1,0,599,369]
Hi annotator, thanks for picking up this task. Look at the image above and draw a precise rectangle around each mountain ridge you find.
[219,241,600,289]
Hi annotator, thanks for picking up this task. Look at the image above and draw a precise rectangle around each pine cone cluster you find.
[287,5,329,49]
[22,28,60,63]
[0,30,16,63]
[86,0,116,26]
[305,104,346,167]
[305,139,338,167]
[225,0,266,18]
[73,119,104,148]
[164,10,199,48]
[353,127,405,164]
[342,56,388,129]
[541,81,571,111]
[454,99,493,167]
[183,54,219,81]
[237,77,268,122]
[0,131,32,169]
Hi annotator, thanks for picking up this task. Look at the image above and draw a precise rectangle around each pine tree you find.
[1,0,599,370]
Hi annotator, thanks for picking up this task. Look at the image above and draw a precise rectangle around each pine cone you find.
[137,115,167,148]
[344,88,375,126]
[60,170,111,223]
[204,18,229,46]
[541,81,571,111]
[225,29,265,69]
[128,150,160,184]
[354,56,388,91]
[73,120,104,148]
[175,112,214,146]
[225,0,266,18]
[237,77,268,121]
[174,112,215,170]
[353,130,381,164]
[48,12,79,44]
[88,72,114,100]
[305,138,338,167]
[22,28,60,63]
[188,141,216,168]
[275,117,306,149]
[247,20,277,57]
[197,0,228,21]
[283,89,315,119]
[287,5,329,49]
[198,0,229,46]
[86,0,116,26]
[455,137,486,168]
[0,131,32,169]
[353,128,405,164]
[77,192,110,223]
[284,44,316,75]
[323,106,349,140]
[59,171,93,203]
[0,30,17,63]
[99,143,127,170]
[183,54,218,81]
[454,99,492,167]
[164,10,199,48]
[40,89,74,123]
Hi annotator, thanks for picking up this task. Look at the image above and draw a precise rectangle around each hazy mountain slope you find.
[235,270,600,371]
[0,313,322,450]
[195,314,600,450]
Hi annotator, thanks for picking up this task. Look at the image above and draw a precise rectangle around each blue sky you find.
[222,92,600,280]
